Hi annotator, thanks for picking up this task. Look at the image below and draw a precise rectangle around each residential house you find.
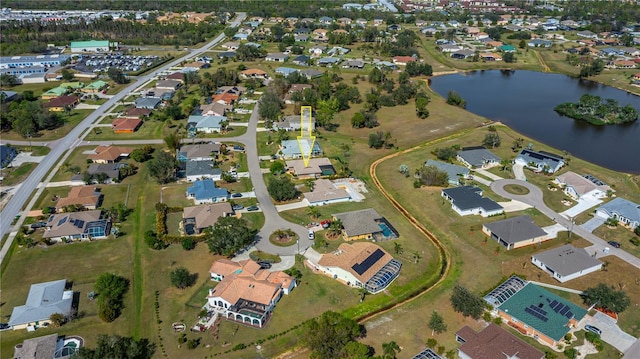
[184,61,210,70]
[486,41,504,48]
[299,69,323,79]
[206,259,296,328]
[327,46,350,56]
[392,56,417,65]
[87,146,132,164]
[177,143,221,162]
[232,32,249,41]
[304,179,351,206]
[621,47,640,57]
[124,107,152,119]
[222,41,240,50]
[41,87,68,100]
[532,244,602,283]
[595,197,640,230]
[515,149,565,173]
[441,186,504,217]
[288,84,313,94]
[217,51,237,59]
[484,277,587,347]
[111,118,142,133]
[499,44,516,53]
[286,157,334,179]
[554,171,612,200]
[182,203,233,235]
[265,53,289,62]
[425,159,469,186]
[273,114,315,132]
[56,186,102,212]
[0,144,17,168]
[240,68,269,80]
[212,92,238,106]
[356,18,368,27]
[482,215,550,250]
[186,160,222,182]
[188,115,227,134]
[312,242,402,293]
[8,279,73,330]
[455,324,544,359]
[457,147,501,169]
[0,90,18,102]
[373,18,384,26]
[43,210,111,242]
[374,60,397,70]
[481,53,502,61]
[199,102,232,116]
[85,163,127,183]
[279,139,323,159]
[411,348,442,359]
[387,24,401,32]
[186,179,229,204]
[319,16,333,25]
[451,49,475,60]
[342,59,365,69]
[611,60,636,69]
[313,28,329,41]
[333,208,397,241]
[292,54,310,66]
[155,79,182,91]
[317,57,339,67]
[309,45,327,56]
[82,80,108,93]
[577,30,597,39]
[134,97,161,109]
[528,39,552,48]
[294,34,310,42]
[293,27,311,35]
[338,17,352,25]
[14,333,83,358]
[275,67,298,77]
[421,26,438,35]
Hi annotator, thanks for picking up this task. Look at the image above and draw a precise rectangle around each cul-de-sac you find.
[1,1,640,358]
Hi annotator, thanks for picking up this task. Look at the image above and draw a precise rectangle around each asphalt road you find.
[491,179,640,270]
[0,13,247,263]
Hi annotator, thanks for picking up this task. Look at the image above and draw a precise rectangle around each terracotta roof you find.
[124,107,152,118]
[43,95,80,108]
[241,68,267,76]
[185,61,207,68]
[56,186,101,209]
[392,56,416,63]
[165,72,185,81]
[212,92,238,104]
[112,118,142,131]
[318,242,394,283]
[456,324,544,359]
[208,259,293,305]
[87,146,133,162]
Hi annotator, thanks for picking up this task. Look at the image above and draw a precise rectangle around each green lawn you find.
[0,163,37,186]
[1,109,93,141]
[84,119,167,141]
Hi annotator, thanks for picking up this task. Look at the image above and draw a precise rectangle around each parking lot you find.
[73,53,161,74]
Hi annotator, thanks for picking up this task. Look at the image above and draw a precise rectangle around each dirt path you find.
[534,50,551,72]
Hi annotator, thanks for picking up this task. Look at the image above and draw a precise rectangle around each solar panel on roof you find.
[57,216,68,226]
[553,303,565,313]
[352,248,385,275]
[566,311,573,318]
[75,220,85,228]
[559,306,569,316]
[549,299,559,310]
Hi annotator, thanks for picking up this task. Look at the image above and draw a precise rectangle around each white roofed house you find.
[206,259,296,328]
[188,115,227,134]
[595,197,640,231]
[303,179,351,206]
[8,279,73,330]
[279,139,323,160]
[532,244,602,283]
[272,114,315,132]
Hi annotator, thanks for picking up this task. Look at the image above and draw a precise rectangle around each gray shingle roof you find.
[442,186,503,212]
[483,215,547,244]
[457,147,501,167]
[425,159,469,183]
[333,208,382,237]
[9,279,73,327]
[597,197,640,225]
[532,244,602,278]
[186,160,222,177]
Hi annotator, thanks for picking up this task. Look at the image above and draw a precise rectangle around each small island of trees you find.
[554,94,638,125]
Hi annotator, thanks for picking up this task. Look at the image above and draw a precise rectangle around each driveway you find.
[10,152,46,167]
[578,312,637,353]
[512,163,526,181]
[276,199,310,212]
[498,200,532,212]
[581,216,606,233]
[560,196,602,219]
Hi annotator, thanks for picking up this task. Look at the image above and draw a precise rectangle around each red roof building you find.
[112,118,143,133]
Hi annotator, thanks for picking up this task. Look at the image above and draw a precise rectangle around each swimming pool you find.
[378,223,393,237]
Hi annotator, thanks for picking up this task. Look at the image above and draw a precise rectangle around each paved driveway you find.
[512,163,526,181]
[560,196,602,219]
[10,152,46,167]
[579,312,636,353]
[581,216,606,233]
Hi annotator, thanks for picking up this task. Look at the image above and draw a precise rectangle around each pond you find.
[429,70,640,174]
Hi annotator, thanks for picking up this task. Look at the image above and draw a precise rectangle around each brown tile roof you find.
[183,203,233,230]
[124,107,152,118]
[241,68,267,76]
[212,92,238,104]
[392,56,416,63]
[43,95,80,108]
[286,157,332,176]
[208,259,294,306]
[87,146,133,162]
[318,242,393,283]
[165,72,185,82]
[44,210,103,239]
[56,186,101,209]
[456,324,545,359]
[200,102,232,116]
[184,61,207,68]
[112,118,142,132]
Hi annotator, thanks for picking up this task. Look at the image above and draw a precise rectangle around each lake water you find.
[429,70,640,174]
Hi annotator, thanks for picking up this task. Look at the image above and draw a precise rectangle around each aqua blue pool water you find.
[378,223,393,237]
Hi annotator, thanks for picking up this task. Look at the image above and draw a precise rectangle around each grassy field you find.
[0,163,36,186]
[0,109,93,142]
[84,119,169,141]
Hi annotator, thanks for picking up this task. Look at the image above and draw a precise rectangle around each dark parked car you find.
[247,206,259,211]
[0,323,10,330]
[30,221,47,229]
[232,204,244,211]
[257,261,272,269]
[585,325,602,336]
[233,145,245,151]
[231,193,243,198]
[608,241,621,248]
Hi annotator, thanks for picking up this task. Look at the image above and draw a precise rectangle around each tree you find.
[581,283,631,313]
[428,311,447,335]
[267,175,298,201]
[0,73,20,86]
[399,164,409,177]
[181,237,196,250]
[446,91,466,108]
[144,230,166,250]
[518,39,526,49]
[94,273,129,322]
[450,284,486,319]
[316,98,339,130]
[75,334,155,359]
[170,267,196,289]
[61,68,75,81]
[435,147,457,162]
[205,216,256,257]
[307,206,321,220]
[147,151,176,184]
[258,89,283,122]
[394,242,404,255]
[270,161,286,175]
[416,97,430,118]
[107,67,128,84]
[163,132,182,152]
[369,131,385,149]
[420,165,449,187]
[130,145,154,162]
[351,111,366,128]
[503,52,515,63]
[301,311,365,359]
[49,313,66,327]
[483,132,501,148]
[382,341,401,359]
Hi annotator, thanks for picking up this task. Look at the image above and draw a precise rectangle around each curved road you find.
[491,179,640,270]
[0,13,247,263]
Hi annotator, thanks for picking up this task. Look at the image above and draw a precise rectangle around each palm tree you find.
[393,242,403,255]
[306,206,321,220]
[358,286,368,302]
[329,219,343,236]
[382,341,400,359]
[412,251,421,264]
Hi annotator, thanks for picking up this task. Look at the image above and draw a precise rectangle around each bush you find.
[170,267,197,289]
[181,237,196,250]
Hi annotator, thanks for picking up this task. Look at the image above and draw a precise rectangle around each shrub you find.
[181,237,196,250]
